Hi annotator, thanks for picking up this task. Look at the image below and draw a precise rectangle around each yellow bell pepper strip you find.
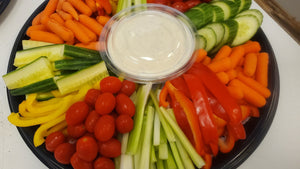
[165,81,205,156]
[18,101,27,116]
[45,120,68,136]
[33,114,66,147]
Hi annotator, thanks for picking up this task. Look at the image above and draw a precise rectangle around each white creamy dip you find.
[106,8,195,82]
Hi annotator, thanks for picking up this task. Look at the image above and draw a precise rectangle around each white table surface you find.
[0,1,299,169]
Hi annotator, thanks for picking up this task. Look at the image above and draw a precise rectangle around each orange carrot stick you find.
[229,79,266,107]
[202,56,211,65]
[256,52,269,87]
[85,0,97,12]
[56,0,65,11]
[243,53,258,77]
[212,45,232,62]
[62,1,79,20]
[195,48,207,63]
[46,19,75,42]
[216,72,229,84]
[96,15,111,26]
[32,12,42,25]
[40,0,59,24]
[75,41,101,50]
[29,30,64,44]
[226,69,238,81]
[26,25,48,37]
[56,10,73,20]
[78,14,103,35]
[49,13,65,25]
[207,57,232,73]
[65,20,92,44]
[242,41,261,54]
[229,46,245,69]
[227,85,244,100]
[237,72,271,98]
[67,0,93,16]
[76,22,97,42]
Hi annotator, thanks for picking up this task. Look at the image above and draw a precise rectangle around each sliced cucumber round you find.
[197,27,217,52]
[231,15,260,46]
[185,8,206,29]
[195,34,207,50]
[205,23,225,47]
[238,0,252,13]
[210,0,239,20]
[236,9,263,25]
[211,5,224,22]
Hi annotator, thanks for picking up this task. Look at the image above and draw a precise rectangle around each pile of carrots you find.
[26,0,116,50]
[196,40,270,118]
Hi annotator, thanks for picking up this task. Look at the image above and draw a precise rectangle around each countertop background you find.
[1,0,300,169]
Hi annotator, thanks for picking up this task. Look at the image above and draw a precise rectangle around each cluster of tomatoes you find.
[148,0,211,12]
[45,76,136,169]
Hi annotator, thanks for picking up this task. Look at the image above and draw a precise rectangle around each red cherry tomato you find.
[76,136,98,162]
[54,142,76,165]
[119,80,136,96]
[94,157,115,169]
[185,0,201,9]
[45,131,65,152]
[67,123,87,138]
[153,0,171,6]
[171,1,189,12]
[71,153,93,169]
[84,89,101,107]
[116,114,134,133]
[65,101,89,126]
[95,92,116,115]
[85,110,101,133]
[115,93,135,117]
[99,138,121,158]
[94,115,115,142]
[100,76,122,94]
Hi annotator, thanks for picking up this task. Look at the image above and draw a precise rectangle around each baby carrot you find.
[32,12,42,25]
[96,15,111,26]
[67,0,93,16]
[65,20,91,44]
[49,13,64,25]
[226,69,238,81]
[212,45,232,62]
[76,22,97,42]
[216,72,229,84]
[242,41,261,54]
[243,53,258,77]
[195,48,207,63]
[79,14,103,35]
[29,30,64,44]
[85,0,97,12]
[46,19,75,42]
[56,10,73,20]
[229,46,245,69]
[207,57,232,73]
[75,41,101,50]
[256,52,269,87]
[227,85,244,100]
[56,0,65,11]
[62,1,79,20]
[40,0,59,24]
[230,79,266,107]
[202,56,211,65]
[95,0,112,14]
[26,25,48,37]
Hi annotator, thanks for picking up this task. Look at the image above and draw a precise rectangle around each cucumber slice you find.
[184,8,206,29]
[3,56,54,89]
[10,78,58,96]
[56,61,108,95]
[236,9,263,25]
[197,27,217,52]
[210,0,239,20]
[195,34,207,50]
[238,0,252,13]
[35,92,55,101]
[22,40,53,50]
[205,23,225,47]
[54,59,101,70]
[211,5,224,22]
[231,15,260,46]
[194,3,213,26]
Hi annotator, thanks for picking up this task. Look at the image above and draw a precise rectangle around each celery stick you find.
[175,136,195,169]
[153,110,161,146]
[156,158,165,169]
[158,127,168,160]
[150,163,157,169]
[165,144,177,169]
[115,156,121,169]
[121,133,129,154]
[134,116,146,168]
[151,145,157,163]
[120,154,134,169]
[138,105,155,169]
[127,83,152,155]
[169,142,184,169]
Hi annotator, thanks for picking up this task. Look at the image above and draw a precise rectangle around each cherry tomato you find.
[100,76,122,94]
[116,114,134,133]
[94,157,115,169]
[54,142,76,165]
[85,110,101,133]
[76,136,98,162]
[71,153,93,169]
[153,0,171,6]
[171,1,189,12]
[84,89,101,107]
[185,0,201,9]
[95,92,116,115]
[65,101,89,126]
[94,115,115,142]
[115,93,135,117]
[119,80,136,96]
[99,138,121,158]
[67,123,87,138]
[45,131,65,152]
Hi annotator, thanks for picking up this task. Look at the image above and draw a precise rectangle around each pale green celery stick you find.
[169,142,184,169]
[120,154,134,169]
[156,156,165,169]
[175,135,195,169]
[121,133,129,154]
[165,144,177,169]
[153,110,161,146]
[134,116,146,168]
[127,83,152,155]
[158,127,168,160]
[115,156,121,169]
[150,162,157,169]
[151,145,157,163]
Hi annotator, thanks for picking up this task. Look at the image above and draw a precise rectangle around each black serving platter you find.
[6,1,280,169]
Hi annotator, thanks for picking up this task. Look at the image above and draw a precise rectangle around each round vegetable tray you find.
[6,1,280,169]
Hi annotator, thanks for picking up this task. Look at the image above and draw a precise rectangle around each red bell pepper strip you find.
[170,76,191,99]
[227,122,246,140]
[188,62,242,124]
[218,126,236,153]
[165,81,205,155]
[206,91,229,121]
[183,74,219,156]
[203,154,212,169]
